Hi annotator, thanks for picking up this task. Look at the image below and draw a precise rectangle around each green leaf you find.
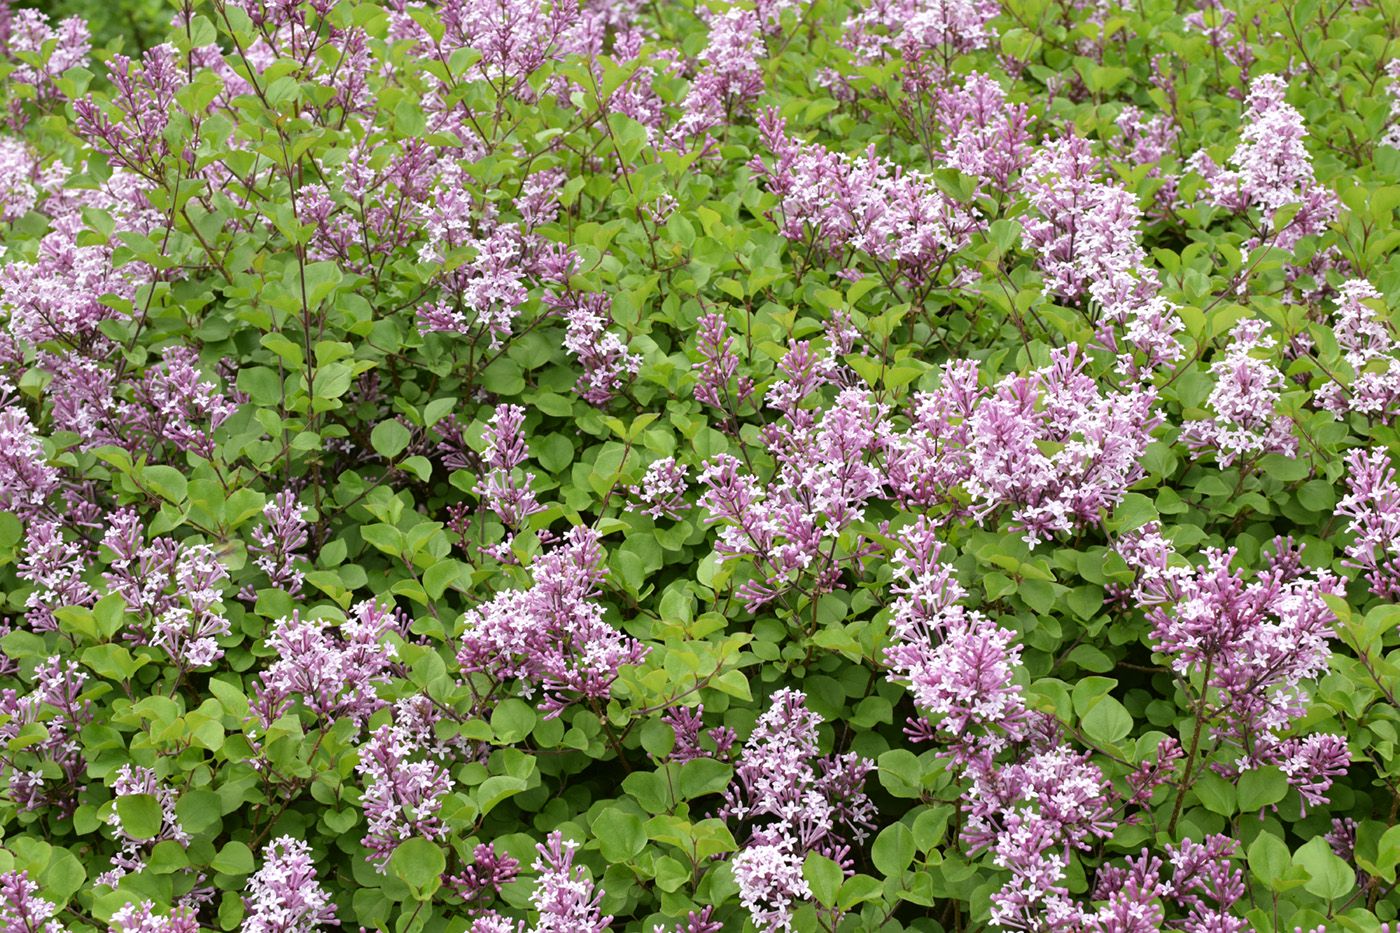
[1107,493,1157,532]
[304,261,343,307]
[371,420,412,460]
[423,559,467,600]
[81,644,147,681]
[389,838,445,900]
[1081,696,1132,745]
[1193,771,1236,816]
[1237,766,1288,811]
[1247,832,1291,886]
[115,794,163,840]
[872,822,916,877]
[837,873,884,908]
[803,852,843,908]
[678,758,733,800]
[1296,480,1335,512]
[212,841,254,875]
[477,775,528,815]
[142,466,188,504]
[490,699,537,744]
[593,808,646,862]
[423,397,456,427]
[1295,836,1353,900]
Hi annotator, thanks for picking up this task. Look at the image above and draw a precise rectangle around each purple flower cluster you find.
[1340,449,1400,599]
[0,7,89,110]
[1022,133,1186,378]
[0,656,91,814]
[1189,74,1337,252]
[843,0,1000,65]
[468,832,611,933]
[753,111,983,291]
[555,291,642,406]
[697,385,885,610]
[97,764,190,887]
[243,836,338,933]
[674,9,765,145]
[245,491,310,599]
[971,741,1116,928]
[662,703,736,763]
[0,403,57,517]
[1136,539,1350,807]
[1316,279,1400,422]
[107,902,199,933]
[1086,834,1246,931]
[722,689,875,930]
[692,312,755,415]
[355,703,455,871]
[474,404,546,557]
[18,520,95,631]
[446,843,520,911]
[0,869,64,933]
[457,527,647,716]
[963,348,1161,544]
[252,600,398,733]
[100,526,231,672]
[73,43,185,178]
[933,72,1034,194]
[884,519,1026,753]
[1181,319,1297,467]
[626,457,690,521]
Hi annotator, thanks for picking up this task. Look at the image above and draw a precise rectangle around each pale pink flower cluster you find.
[1022,134,1184,376]
[245,490,310,598]
[0,403,57,516]
[18,520,95,631]
[879,523,1121,926]
[2,7,90,106]
[468,832,612,933]
[556,291,643,406]
[1339,449,1400,599]
[1386,60,1400,150]
[122,346,241,459]
[107,902,198,933]
[1315,279,1400,422]
[0,137,42,222]
[242,837,337,933]
[97,765,191,888]
[0,656,91,814]
[0,869,65,933]
[147,543,230,670]
[884,519,1026,751]
[723,689,874,931]
[252,601,398,733]
[842,0,1000,64]
[0,218,133,349]
[971,742,1116,928]
[934,73,1034,194]
[964,347,1161,544]
[753,111,983,291]
[474,404,545,556]
[356,704,455,871]
[672,9,765,145]
[457,527,648,715]
[1189,74,1337,252]
[1181,318,1297,466]
[627,457,690,520]
[1135,539,1351,808]
[698,382,887,610]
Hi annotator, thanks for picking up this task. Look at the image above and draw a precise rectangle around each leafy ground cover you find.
[0,0,1398,929]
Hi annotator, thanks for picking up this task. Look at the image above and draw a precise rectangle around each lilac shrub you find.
[0,0,1396,929]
